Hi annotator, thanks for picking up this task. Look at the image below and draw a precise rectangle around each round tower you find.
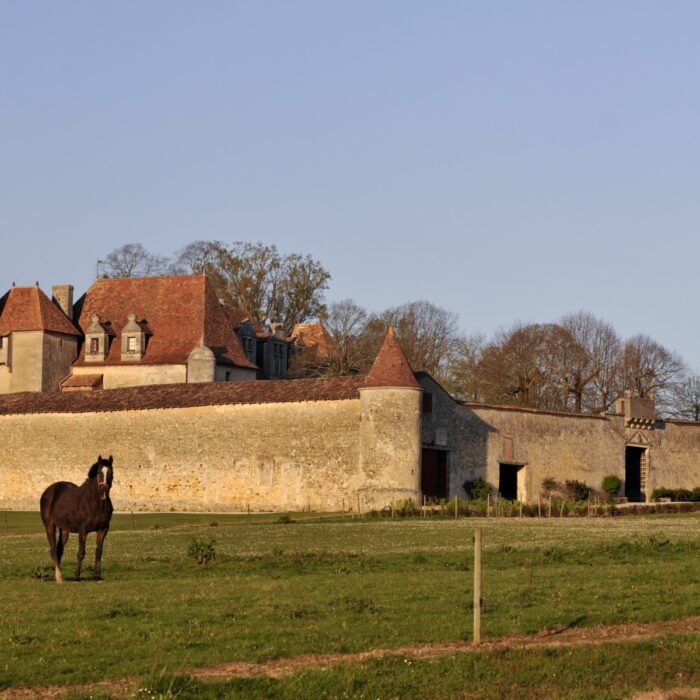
[358,326,423,510]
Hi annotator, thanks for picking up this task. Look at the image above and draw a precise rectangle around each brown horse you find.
[40,456,114,583]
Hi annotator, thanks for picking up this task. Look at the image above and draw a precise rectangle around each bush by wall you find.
[601,475,622,496]
[651,487,700,502]
[463,478,493,500]
[564,480,592,501]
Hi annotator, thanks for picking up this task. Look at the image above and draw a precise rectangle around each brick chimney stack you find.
[52,284,74,321]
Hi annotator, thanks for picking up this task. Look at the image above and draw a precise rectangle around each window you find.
[422,393,433,413]
[273,343,284,376]
[0,337,3,349]
[225,371,231,381]
[127,336,137,352]
[90,338,99,354]
[245,337,256,362]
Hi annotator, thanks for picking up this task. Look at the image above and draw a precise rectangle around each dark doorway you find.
[625,446,646,502]
[499,463,523,501]
[421,448,448,501]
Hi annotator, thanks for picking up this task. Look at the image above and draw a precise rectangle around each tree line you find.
[98,242,700,419]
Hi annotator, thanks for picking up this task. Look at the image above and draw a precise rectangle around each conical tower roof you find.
[363,325,420,389]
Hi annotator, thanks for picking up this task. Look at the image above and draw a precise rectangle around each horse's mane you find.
[88,455,113,479]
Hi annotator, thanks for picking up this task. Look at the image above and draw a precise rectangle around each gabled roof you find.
[363,326,420,389]
[0,286,81,336]
[73,275,258,370]
[289,322,338,359]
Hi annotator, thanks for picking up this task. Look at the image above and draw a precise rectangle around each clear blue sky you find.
[2,2,699,366]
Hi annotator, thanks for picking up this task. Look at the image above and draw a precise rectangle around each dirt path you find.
[3,616,699,699]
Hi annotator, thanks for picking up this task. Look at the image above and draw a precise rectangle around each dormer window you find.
[120,313,146,361]
[85,315,109,362]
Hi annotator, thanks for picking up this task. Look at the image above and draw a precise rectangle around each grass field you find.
[1,511,699,698]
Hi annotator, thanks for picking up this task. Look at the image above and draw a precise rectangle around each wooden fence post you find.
[473,527,482,645]
[487,494,490,518]
[537,494,541,518]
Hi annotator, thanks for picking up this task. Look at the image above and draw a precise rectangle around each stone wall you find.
[0,392,424,513]
[651,421,700,491]
[71,364,187,390]
[419,375,700,501]
[0,331,43,393]
[41,333,80,392]
[0,331,78,394]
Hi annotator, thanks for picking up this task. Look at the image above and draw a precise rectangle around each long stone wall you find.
[0,399,366,512]
[419,374,700,501]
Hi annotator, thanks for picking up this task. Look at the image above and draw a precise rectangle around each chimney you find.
[52,285,74,321]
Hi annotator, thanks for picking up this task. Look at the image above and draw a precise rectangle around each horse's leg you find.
[56,529,69,566]
[75,530,87,581]
[45,522,63,584]
[94,527,109,580]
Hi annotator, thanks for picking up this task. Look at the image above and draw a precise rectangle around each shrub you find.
[564,479,591,502]
[541,476,557,495]
[463,478,492,500]
[651,487,700,502]
[601,475,622,496]
[187,535,217,564]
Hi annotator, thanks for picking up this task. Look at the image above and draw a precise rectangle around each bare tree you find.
[559,311,622,412]
[622,334,687,414]
[478,322,571,410]
[173,240,221,274]
[441,333,486,401]
[669,372,700,421]
[323,299,369,375]
[99,243,172,278]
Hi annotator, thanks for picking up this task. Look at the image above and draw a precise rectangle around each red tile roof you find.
[0,286,81,336]
[73,275,257,370]
[289,322,338,359]
[0,375,365,415]
[61,374,104,389]
[221,304,264,334]
[363,326,421,389]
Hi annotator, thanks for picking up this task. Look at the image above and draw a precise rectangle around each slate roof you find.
[73,275,258,370]
[0,375,366,415]
[363,326,421,389]
[0,286,81,336]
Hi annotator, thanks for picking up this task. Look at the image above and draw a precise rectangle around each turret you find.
[358,326,422,510]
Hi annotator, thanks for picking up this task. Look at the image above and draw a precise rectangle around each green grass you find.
[126,635,700,700]
[1,512,699,695]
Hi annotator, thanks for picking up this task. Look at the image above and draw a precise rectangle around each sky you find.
[1,2,699,366]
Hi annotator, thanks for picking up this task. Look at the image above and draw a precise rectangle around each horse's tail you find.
[39,484,55,526]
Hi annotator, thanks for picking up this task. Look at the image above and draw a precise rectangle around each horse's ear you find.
[108,455,113,467]
[88,461,100,479]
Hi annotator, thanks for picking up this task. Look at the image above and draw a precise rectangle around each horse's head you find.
[88,455,113,502]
